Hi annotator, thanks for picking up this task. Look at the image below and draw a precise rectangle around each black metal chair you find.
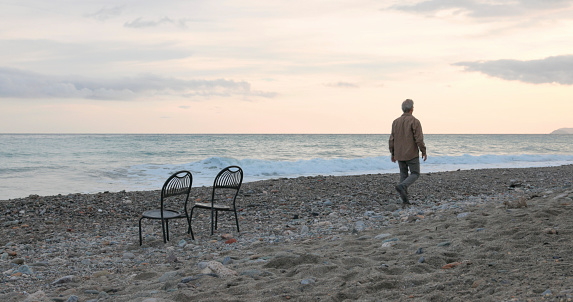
[139,170,193,245]
[189,166,243,239]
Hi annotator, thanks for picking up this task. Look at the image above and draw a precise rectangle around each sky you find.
[1,0,572,134]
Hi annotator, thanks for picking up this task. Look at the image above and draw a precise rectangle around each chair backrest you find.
[213,166,243,190]
[161,170,193,209]
[211,166,243,205]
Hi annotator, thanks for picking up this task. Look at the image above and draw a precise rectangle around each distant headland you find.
[550,128,573,134]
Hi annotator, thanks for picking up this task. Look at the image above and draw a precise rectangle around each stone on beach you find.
[202,261,238,277]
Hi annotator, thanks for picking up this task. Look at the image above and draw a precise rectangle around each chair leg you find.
[210,208,215,235]
[139,217,144,246]
[185,214,191,234]
[161,219,167,243]
[234,210,240,233]
[189,207,195,240]
[215,211,219,230]
[165,219,170,242]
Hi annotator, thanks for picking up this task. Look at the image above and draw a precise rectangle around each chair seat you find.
[142,209,184,219]
[194,202,231,211]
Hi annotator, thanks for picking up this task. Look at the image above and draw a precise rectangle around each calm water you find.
[1,134,572,200]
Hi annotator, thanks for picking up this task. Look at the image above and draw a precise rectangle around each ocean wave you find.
[123,154,573,187]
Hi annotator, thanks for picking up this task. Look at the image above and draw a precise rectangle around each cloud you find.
[325,82,359,88]
[453,55,573,85]
[389,0,573,18]
[85,6,124,21]
[124,17,193,28]
[0,67,277,100]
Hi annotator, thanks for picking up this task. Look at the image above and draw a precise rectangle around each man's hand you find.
[391,156,396,163]
[422,154,427,161]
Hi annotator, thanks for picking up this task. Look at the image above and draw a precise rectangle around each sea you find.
[1,134,572,200]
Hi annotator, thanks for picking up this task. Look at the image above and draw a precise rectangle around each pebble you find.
[381,241,397,247]
[16,265,33,275]
[123,252,136,259]
[354,221,367,232]
[52,275,78,285]
[159,271,179,282]
[67,296,79,302]
[456,212,470,218]
[374,233,392,240]
[301,277,316,285]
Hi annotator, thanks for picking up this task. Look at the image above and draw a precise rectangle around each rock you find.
[98,291,110,300]
[66,295,79,302]
[222,256,233,265]
[16,265,33,275]
[181,273,218,283]
[159,271,179,282]
[206,261,238,277]
[24,290,46,302]
[441,262,461,269]
[354,221,366,232]
[166,253,178,263]
[374,233,392,240]
[52,275,78,285]
[92,271,110,278]
[197,261,209,269]
[456,212,470,218]
[381,241,397,247]
[240,269,263,278]
[122,252,136,259]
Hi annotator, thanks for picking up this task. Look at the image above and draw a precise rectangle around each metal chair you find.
[190,166,243,239]
[139,170,193,245]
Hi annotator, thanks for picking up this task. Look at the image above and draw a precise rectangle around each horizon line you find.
[0,132,564,135]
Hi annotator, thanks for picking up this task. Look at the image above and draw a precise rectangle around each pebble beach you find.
[1,165,573,301]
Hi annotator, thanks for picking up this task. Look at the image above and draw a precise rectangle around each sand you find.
[1,165,572,301]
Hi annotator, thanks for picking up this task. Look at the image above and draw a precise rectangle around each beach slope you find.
[1,165,572,301]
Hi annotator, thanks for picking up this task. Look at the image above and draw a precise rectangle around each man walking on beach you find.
[389,99,427,204]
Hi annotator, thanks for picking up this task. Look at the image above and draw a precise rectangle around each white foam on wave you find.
[122,153,573,189]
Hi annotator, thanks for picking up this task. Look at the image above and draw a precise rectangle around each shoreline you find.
[1,165,572,301]
[2,163,572,203]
